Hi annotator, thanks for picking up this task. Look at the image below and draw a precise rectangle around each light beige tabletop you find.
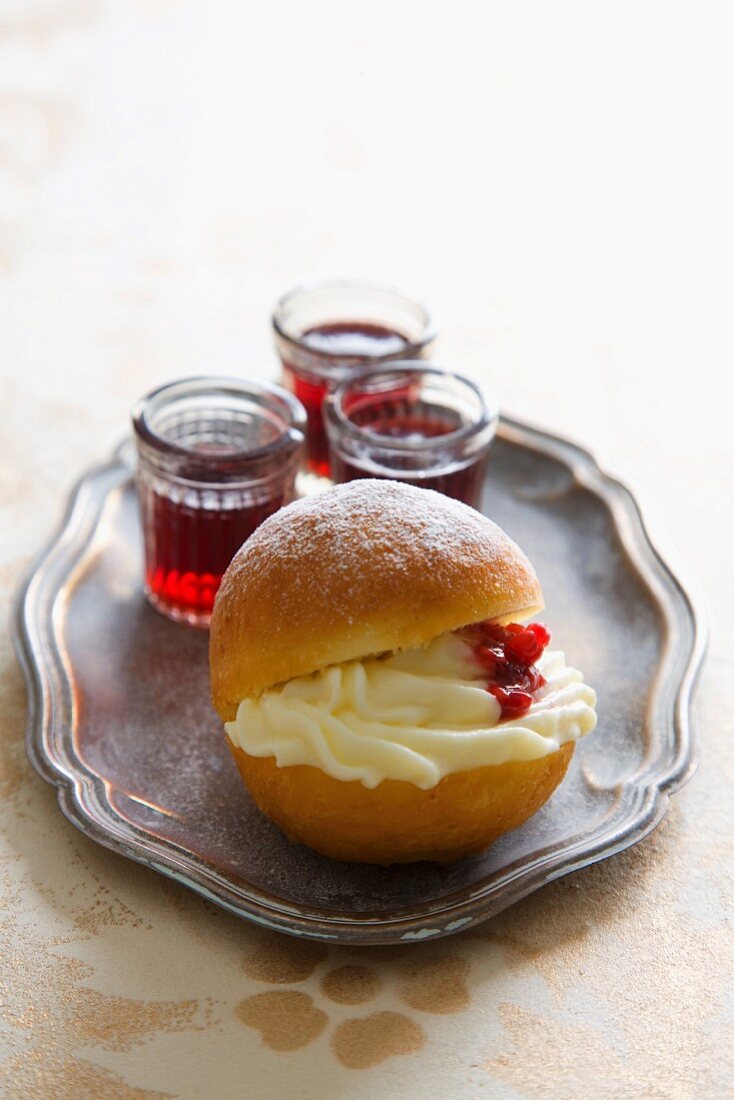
[1,3,732,1097]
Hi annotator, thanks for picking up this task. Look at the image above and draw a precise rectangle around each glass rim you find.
[271,278,437,362]
[131,375,306,466]
[324,363,499,454]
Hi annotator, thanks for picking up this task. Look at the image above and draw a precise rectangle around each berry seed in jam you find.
[460,621,551,719]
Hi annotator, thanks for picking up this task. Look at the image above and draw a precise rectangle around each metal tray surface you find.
[13,418,704,943]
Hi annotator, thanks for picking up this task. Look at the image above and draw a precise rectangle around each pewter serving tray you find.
[14,419,704,943]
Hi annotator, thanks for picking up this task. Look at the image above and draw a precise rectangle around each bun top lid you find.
[209,479,544,721]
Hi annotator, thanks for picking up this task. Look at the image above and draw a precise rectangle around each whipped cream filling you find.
[225,631,597,790]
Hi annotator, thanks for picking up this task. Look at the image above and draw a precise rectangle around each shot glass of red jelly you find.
[324,364,498,508]
[272,280,435,477]
[132,377,305,626]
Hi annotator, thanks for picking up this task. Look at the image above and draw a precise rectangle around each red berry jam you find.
[329,406,488,506]
[459,621,551,719]
[142,489,287,622]
[132,378,305,627]
[324,367,497,509]
[281,321,414,477]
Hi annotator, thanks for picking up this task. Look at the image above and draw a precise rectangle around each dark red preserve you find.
[132,378,305,626]
[272,282,435,477]
[324,365,498,509]
[281,321,413,476]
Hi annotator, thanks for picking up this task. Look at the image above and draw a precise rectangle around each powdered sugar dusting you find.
[219,480,538,628]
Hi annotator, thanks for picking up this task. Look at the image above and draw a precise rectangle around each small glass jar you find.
[272,280,435,477]
[324,364,498,508]
[132,377,305,626]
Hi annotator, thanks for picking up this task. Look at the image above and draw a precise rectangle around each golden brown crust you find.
[228,741,575,864]
[210,480,543,721]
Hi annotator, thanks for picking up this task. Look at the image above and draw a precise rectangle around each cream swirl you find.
[225,632,597,790]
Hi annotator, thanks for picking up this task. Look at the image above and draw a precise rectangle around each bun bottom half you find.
[227,741,575,865]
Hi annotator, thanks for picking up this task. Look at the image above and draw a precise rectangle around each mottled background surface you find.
[0,2,731,1097]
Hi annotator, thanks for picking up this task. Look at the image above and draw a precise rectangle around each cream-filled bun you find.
[209,480,596,864]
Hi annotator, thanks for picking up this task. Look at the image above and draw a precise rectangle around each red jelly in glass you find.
[282,322,411,477]
[324,365,498,508]
[132,378,305,626]
[141,482,289,623]
[272,283,435,477]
